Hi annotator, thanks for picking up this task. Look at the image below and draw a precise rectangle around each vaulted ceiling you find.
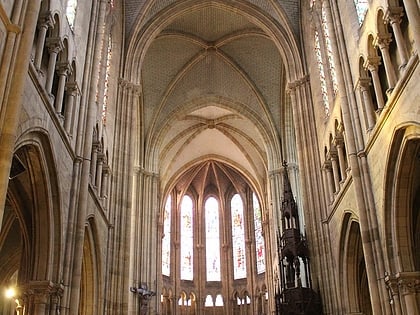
[124,1,301,194]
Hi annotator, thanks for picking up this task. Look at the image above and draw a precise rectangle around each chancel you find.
[0,0,419,315]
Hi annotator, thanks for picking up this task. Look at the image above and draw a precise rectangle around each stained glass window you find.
[162,195,171,276]
[66,0,77,30]
[321,6,339,94]
[205,295,213,307]
[231,194,246,279]
[205,197,221,281]
[354,0,369,25]
[253,193,266,274]
[180,195,194,280]
[102,34,112,124]
[215,294,223,306]
[314,30,330,115]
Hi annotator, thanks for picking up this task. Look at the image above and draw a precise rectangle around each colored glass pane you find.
[205,197,221,281]
[314,30,330,115]
[162,195,171,276]
[354,0,369,25]
[180,195,193,280]
[321,6,339,94]
[66,0,77,29]
[253,193,266,274]
[231,194,246,279]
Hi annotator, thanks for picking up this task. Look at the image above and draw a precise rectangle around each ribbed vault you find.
[125,1,302,193]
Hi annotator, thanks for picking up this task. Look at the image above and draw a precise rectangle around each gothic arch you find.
[79,218,101,315]
[339,212,373,314]
[0,130,61,311]
[384,125,420,272]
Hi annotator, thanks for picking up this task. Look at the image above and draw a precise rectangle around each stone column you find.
[400,0,420,53]
[54,62,72,115]
[322,162,334,205]
[45,37,63,94]
[397,272,420,315]
[365,57,385,110]
[374,35,398,90]
[63,82,79,134]
[385,7,409,68]
[24,281,55,314]
[101,164,109,199]
[356,77,376,130]
[333,136,347,182]
[90,142,100,185]
[327,150,340,193]
[95,152,104,192]
[385,274,402,315]
[34,12,54,70]
[0,0,42,231]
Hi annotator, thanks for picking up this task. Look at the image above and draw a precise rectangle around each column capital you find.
[322,160,332,171]
[56,61,72,76]
[384,6,404,25]
[23,280,56,304]
[326,149,338,161]
[373,33,393,50]
[332,135,344,147]
[46,37,64,54]
[396,271,420,296]
[355,77,371,91]
[38,11,54,28]
[364,56,382,72]
[287,75,310,92]
[65,81,80,95]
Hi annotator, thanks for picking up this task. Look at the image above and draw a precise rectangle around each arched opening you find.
[384,126,420,313]
[0,138,61,313]
[161,161,267,315]
[340,214,373,314]
[79,221,100,315]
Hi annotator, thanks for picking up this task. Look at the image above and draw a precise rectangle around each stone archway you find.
[0,137,61,313]
[384,126,420,314]
[340,214,373,315]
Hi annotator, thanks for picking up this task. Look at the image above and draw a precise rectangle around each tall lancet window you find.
[231,194,246,279]
[180,195,194,280]
[66,0,78,30]
[253,193,266,274]
[321,6,339,94]
[102,34,112,124]
[353,0,368,25]
[206,197,221,281]
[314,30,329,115]
[162,195,172,276]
